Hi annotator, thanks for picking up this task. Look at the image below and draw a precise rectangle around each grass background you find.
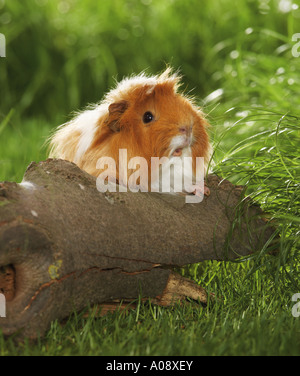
[0,0,300,355]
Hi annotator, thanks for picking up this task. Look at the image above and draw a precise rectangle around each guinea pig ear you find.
[105,100,129,132]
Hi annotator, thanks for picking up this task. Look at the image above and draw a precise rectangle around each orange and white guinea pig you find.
[49,68,211,196]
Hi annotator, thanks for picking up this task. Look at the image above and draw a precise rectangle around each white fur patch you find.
[151,147,194,194]
[31,210,38,217]
[104,68,179,104]
[19,181,36,190]
[169,135,188,152]
[72,107,106,163]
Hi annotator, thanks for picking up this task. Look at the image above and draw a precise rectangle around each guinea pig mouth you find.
[169,134,193,157]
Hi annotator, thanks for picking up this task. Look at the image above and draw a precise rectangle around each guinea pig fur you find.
[49,68,211,195]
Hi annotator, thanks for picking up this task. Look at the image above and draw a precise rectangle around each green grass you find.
[1,263,300,356]
[0,0,300,356]
[1,0,299,118]
[0,108,299,356]
[0,113,53,182]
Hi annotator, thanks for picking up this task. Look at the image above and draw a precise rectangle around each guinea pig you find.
[49,67,211,198]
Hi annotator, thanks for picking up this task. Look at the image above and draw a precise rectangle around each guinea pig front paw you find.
[192,181,210,197]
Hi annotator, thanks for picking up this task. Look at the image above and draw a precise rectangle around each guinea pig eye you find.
[143,111,154,124]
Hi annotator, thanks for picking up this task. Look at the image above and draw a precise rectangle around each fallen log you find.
[0,159,275,338]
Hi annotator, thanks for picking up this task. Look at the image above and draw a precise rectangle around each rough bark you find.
[0,159,276,338]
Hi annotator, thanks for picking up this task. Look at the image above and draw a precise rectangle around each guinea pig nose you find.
[179,125,193,135]
[179,126,193,138]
